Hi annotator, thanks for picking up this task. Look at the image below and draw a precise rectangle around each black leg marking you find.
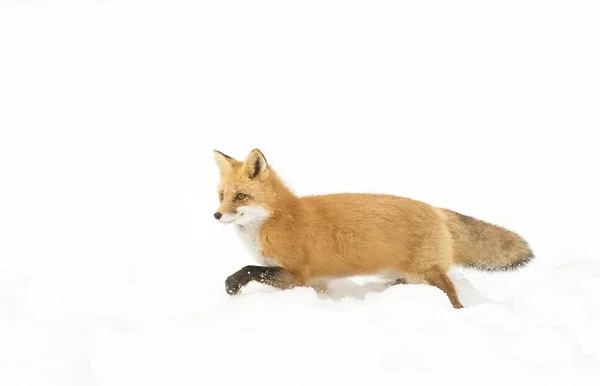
[388,277,407,286]
[225,265,296,295]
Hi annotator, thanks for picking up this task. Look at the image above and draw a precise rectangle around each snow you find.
[1,0,600,384]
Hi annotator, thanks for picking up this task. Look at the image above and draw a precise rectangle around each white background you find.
[1,0,599,384]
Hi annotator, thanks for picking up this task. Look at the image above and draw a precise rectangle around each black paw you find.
[225,274,244,295]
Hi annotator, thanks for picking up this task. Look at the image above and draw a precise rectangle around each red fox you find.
[213,148,534,309]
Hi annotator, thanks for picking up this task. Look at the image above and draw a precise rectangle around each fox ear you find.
[242,149,268,179]
[213,150,238,175]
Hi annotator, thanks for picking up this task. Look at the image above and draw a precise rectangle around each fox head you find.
[213,148,278,226]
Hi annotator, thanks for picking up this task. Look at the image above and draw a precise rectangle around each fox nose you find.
[214,212,222,220]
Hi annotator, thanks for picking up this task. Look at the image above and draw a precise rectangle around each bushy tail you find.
[443,209,534,271]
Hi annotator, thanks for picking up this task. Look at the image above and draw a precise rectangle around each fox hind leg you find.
[381,269,412,288]
[424,267,464,309]
[387,277,407,287]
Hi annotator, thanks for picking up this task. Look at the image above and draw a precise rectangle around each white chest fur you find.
[233,206,279,267]
[235,222,262,261]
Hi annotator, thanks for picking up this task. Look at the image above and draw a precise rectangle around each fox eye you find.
[235,193,246,200]
[219,192,224,201]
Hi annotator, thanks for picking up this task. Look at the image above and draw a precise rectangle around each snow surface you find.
[1,0,600,384]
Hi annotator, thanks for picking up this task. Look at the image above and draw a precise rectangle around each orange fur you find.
[213,149,534,309]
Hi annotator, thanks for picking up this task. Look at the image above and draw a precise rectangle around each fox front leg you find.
[225,265,301,295]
